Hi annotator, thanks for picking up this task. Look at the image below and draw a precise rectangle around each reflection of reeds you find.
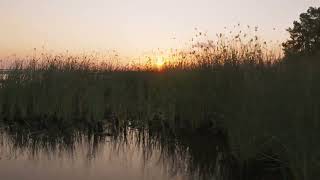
[0,32,319,179]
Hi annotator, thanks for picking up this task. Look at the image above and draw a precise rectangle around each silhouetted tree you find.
[283,7,320,56]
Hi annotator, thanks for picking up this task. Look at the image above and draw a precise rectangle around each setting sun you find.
[156,56,165,68]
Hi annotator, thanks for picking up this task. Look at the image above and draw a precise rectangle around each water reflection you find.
[0,122,292,180]
[0,121,230,180]
[0,128,187,180]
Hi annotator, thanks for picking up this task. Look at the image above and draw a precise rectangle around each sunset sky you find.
[1,0,320,57]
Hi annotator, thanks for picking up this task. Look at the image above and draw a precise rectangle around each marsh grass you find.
[0,32,319,179]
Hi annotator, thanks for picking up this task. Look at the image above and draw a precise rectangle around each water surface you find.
[0,129,195,180]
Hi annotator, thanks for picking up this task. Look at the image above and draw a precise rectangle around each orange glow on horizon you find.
[156,56,165,68]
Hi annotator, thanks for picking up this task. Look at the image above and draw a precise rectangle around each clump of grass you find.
[0,31,319,179]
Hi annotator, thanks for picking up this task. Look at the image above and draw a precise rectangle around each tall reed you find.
[0,32,319,179]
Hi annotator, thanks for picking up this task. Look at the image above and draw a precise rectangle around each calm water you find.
[0,122,290,180]
[0,128,219,180]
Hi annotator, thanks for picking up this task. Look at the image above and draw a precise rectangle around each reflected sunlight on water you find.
[0,130,185,180]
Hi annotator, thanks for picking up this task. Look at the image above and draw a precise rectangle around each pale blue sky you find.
[1,0,320,56]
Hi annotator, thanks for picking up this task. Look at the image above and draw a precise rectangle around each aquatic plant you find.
[0,32,319,179]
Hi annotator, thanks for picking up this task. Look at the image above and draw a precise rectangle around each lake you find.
[0,127,224,180]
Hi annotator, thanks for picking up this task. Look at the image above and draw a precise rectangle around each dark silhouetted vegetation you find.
[283,7,320,56]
